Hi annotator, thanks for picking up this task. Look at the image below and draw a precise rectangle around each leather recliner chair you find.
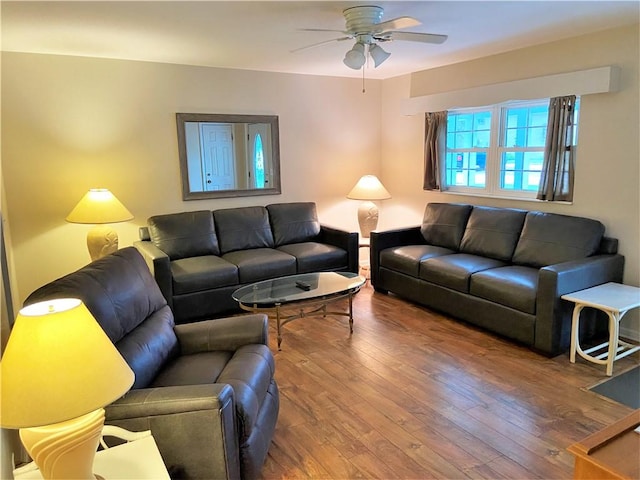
[24,247,279,479]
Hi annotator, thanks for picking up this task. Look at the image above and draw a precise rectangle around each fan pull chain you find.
[362,66,366,94]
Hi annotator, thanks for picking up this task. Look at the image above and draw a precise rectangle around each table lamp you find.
[1,298,135,479]
[66,189,133,261]
[347,175,391,238]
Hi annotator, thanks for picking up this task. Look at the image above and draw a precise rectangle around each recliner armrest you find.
[175,314,269,354]
[133,240,173,308]
[106,384,240,480]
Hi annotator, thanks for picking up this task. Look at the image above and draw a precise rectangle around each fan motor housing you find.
[343,5,384,34]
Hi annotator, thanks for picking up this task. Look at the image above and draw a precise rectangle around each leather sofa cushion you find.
[148,210,220,260]
[215,206,275,254]
[267,202,321,247]
[420,254,506,293]
[222,248,296,283]
[512,212,605,268]
[277,242,347,273]
[380,245,455,277]
[460,206,527,261]
[420,203,472,250]
[470,266,539,314]
[171,255,239,295]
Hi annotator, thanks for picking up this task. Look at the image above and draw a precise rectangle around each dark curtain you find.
[537,95,577,201]
[423,111,447,191]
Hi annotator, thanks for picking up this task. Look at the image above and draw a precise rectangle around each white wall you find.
[380,24,640,340]
[1,53,382,304]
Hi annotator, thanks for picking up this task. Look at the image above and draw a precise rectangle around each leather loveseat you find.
[371,203,625,356]
[134,202,358,324]
[25,247,278,479]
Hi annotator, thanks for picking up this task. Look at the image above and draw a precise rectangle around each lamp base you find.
[19,408,105,480]
[357,201,379,238]
[87,225,119,261]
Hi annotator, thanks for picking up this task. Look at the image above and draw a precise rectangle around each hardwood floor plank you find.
[260,285,638,479]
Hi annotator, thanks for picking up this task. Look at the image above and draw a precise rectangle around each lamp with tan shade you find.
[0,298,135,480]
[347,175,391,238]
[66,189,133,261]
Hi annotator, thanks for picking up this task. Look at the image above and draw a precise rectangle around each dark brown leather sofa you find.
[371,203,625,356]
[25,247,278,479]
[134,202,358,324]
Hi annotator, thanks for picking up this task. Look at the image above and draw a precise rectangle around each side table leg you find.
[570,304,583,364]
[348,292,354,334]
[605,311,619,376]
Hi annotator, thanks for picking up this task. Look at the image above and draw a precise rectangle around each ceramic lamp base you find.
[19,408,105,480]
[86,225,119,261]
[357,201,379,238]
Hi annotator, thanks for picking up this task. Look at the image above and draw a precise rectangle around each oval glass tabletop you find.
[232,272,365,308]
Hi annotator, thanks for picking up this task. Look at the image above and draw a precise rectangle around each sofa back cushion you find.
[214,206,275,254]
[23,247,179,389]
[267,202,321,246]
[512,212,605,267]
[460,206,527,261]
[148,210,219,260]
[420,203,472,250]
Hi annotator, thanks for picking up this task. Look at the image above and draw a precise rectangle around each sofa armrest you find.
[370,226,423,286]
[318,225,359,273]
[133,240,173,308]
[105,384,240,480]
[535,253,625,355]
[174,314,269,354]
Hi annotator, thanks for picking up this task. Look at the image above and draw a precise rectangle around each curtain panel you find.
[423,111,447,191]
[537,95,577,201]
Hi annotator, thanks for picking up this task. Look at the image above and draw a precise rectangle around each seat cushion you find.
[420,203,472,250]
[148,210,220,260]
[267,202,321,247]
[222,248,296,283]
[150,351,234,387]
[420,254,506,293]
[459,206,527,261]
[171,255,239,295]
[380,245,455,277]
[277,242,347,273]
[470,265,539,314]
[512,212,605,268]
[214,206,275,254]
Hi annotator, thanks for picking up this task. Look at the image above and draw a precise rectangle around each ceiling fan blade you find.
[385,31,448,44]
[373,16,421,33]
[290,36,352,53]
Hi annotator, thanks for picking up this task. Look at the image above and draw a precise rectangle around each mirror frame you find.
[176,113,281,200]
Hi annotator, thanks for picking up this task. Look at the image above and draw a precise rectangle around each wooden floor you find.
[259,283,638,479]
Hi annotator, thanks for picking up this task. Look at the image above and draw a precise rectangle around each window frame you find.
[441,98,579,201]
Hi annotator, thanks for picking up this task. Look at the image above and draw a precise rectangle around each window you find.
[443,99,580,199]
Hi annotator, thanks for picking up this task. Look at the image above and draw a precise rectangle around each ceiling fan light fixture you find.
[343,42,366,69]
[369,43,391,67]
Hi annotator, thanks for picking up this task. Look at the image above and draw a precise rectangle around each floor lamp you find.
[66,189,133,261]
[0,298,135,479]
[347,175,391,238]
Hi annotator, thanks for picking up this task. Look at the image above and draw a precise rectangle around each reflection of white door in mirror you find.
[199,123,236,191]
[248,123,272,189]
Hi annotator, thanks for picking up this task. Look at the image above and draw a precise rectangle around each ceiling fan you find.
[294,5,448,70]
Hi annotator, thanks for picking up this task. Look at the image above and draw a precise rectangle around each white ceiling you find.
[2,1,639,80]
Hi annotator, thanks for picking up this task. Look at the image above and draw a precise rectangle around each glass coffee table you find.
[232,272,366,350]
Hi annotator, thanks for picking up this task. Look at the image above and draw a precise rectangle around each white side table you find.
[562,282,640,376]
[14,427,170,479]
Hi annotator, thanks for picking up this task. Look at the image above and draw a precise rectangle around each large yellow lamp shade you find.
[347,175,391,238]
[66,189,133,261]
[0,298,135,479]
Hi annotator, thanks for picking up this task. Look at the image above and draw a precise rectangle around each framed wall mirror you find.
[177,113,281,200]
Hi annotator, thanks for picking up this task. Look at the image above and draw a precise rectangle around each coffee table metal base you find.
[239,291,356,350]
